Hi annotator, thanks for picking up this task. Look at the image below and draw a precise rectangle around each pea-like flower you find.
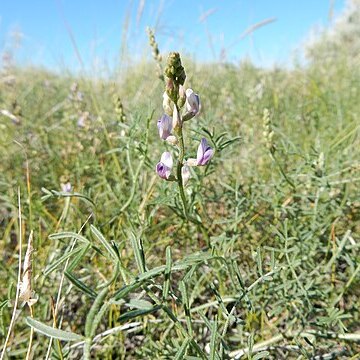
[157,114,178,145]
[185,89,200,116]
[157,114,172,140]
[61,182,72,193]
[156,152,173,179]
[186,138,214,166]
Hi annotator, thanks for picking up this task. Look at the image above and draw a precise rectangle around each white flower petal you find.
[182,165,191,185]
[160,152,173,169]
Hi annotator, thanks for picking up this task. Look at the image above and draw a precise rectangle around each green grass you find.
[0,49,359,359]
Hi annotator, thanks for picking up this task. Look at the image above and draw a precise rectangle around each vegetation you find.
[0,4,359,359]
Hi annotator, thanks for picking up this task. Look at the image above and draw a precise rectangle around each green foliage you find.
[0,45,359,359]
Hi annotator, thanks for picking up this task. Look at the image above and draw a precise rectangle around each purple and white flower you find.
[186,138,214,166]
[185,89,200,116]
[196,138,214,165]
[61,182,72,193]
[157,114,173,140]
[156,152,173,179]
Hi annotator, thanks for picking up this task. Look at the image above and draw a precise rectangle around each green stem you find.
[173,105,210,241]
[175,110,189,220]
[271,152,296,189]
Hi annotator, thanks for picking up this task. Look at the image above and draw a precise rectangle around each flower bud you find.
[182,165,191,185]
[164,52,186,86]
[163,92,173,116]
[177,85,186,108]
[165,79,178,102]
[185,158,198,167]
[166,135,178,145]
[172,104,182,130]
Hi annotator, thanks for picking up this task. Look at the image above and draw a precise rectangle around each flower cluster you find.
[113,93,127,123]
[147,27,163,81]
[262,108,275,153]
[155,52,214,186]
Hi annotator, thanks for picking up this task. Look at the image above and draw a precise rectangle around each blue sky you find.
[0,0,346,73]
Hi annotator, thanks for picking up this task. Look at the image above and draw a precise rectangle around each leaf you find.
[209,319,218,360]
[64,271,97,298]
[113,254,216,301]
[174,337,191,360]
[256,247,263,276]
[126,299,153,310]
[118,305,161,322]
[67,243,91,272]
[43,246,83,276]
[0,299,9,310]
[114,282,141,301]
[162,246,172,300]
[253,351,270,360]
[49,232,90,244]
[26,317,83,341]
[90,225,118,261]
[41,188,95,206]
[85,287,109,338]
[130,232,146,273]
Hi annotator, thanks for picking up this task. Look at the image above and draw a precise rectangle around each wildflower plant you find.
[2,18,360,359]
[155,52,214,219]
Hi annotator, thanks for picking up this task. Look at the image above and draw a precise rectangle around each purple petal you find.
[185,89,200,115]
[200,148,214,165]
[192,94,200,113]
[61,182,72,193]
[196,138,207,163]
[196,138,214,166]
[156,162,171,179]
[157,114,172,140]
[156,152,173,179]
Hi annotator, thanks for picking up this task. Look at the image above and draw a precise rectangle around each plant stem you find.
[25,305,34,360]
[175,109,189,220]
[271,152,296,189]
